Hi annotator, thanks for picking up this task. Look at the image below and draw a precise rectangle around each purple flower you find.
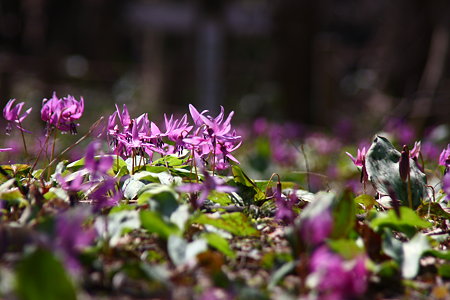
[275,190,298,224]
[54,208,96,272]
[299,208,332,247]
[56,172,91,194]
[443,173,450,200]
[3,99,32,134]
[308,246,367,300]
[41,92,84,134]
[0,148,12,152]
[188,105,242,169]
[91,178,121,212]
[84,142,113,177]
[439,144,450,168]
[177,169,236,208]
[346,147,366,168]
[410,141,421,160]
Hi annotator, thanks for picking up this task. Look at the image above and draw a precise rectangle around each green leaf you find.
[193,212,260,237]
[365,136,426,208]
[137,184,179,217]
[327,239,364,260]
[268,261,296,290]
[122,177,145,200]
[402,233,429,279]
[417,202,450,219]
[140,210,180,239]
[96,210,140,246]
[424,249,450,260]
[152,154,189,168]
[15,249,76,300]
[355,194,377,210]
[202,232,236,258]
[438,265,450,278]
[167,235,207,266]
[331,190,355,239]
[208,191,233,205]
[371,206,432,237]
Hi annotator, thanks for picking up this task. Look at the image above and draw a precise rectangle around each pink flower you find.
[3,99,32,134]
[41,92,84,134]
[309,246,367,300]
[439,144,450,168]
[346,147,366,168]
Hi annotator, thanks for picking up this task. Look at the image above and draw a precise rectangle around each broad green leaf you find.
[417,202,450,219]
[15,249,76,300]
[43,188,69,203]
[208,191,233,205]
[137,184,179,217]
[202,232,236,258]
[232,165,258,188]
[327,239,364,260]
[331,190,355,239]
[268,261,296,290]
[371,207,432,237]
[402,233,429,279]
[424,249,450,260]
[365,136,426,208]
[95,210,141,246]
[167,235,207,266]
[170,204,190,231]
[355,194,377,210]
[152,154,189,168]
[193,212,260,237]
[438,265,450,278]
[140,210,180,239]
[122,177,145,200]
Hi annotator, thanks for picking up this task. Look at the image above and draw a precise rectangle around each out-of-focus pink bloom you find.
[300,208,332,246]
[253,118,268,136]
[439,144,450,168]
[56,172,91,194]
[3,99,32,134]
[306,133,341,155]
[346,147,366,168]
[386,119,415,145]
[443,173,450,200]
[275,190,298,224]
[91,178,121,212]
[84,142,113,177]
[0,148,12,152]
[54,208,96,272]
[309,246,367,300]
[410,141,421,160]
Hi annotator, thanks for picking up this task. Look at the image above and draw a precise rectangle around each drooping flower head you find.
[346,147,366,168]
[3,99,32,134]
[41,92,84,134]
[274,189,298,224]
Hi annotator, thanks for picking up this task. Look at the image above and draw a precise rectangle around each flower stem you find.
[17,119,28,157]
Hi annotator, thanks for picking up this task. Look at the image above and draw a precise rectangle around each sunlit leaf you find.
[202,232,236,258]
[140,210,180,239]
[193,212,260,237]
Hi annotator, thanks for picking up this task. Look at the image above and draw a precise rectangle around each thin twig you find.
[39,117,105,179]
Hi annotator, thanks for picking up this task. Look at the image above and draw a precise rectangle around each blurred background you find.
[0,0,449,135]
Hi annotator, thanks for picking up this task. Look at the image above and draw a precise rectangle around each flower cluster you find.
[107,104,242,171]
[41,92,84,134]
